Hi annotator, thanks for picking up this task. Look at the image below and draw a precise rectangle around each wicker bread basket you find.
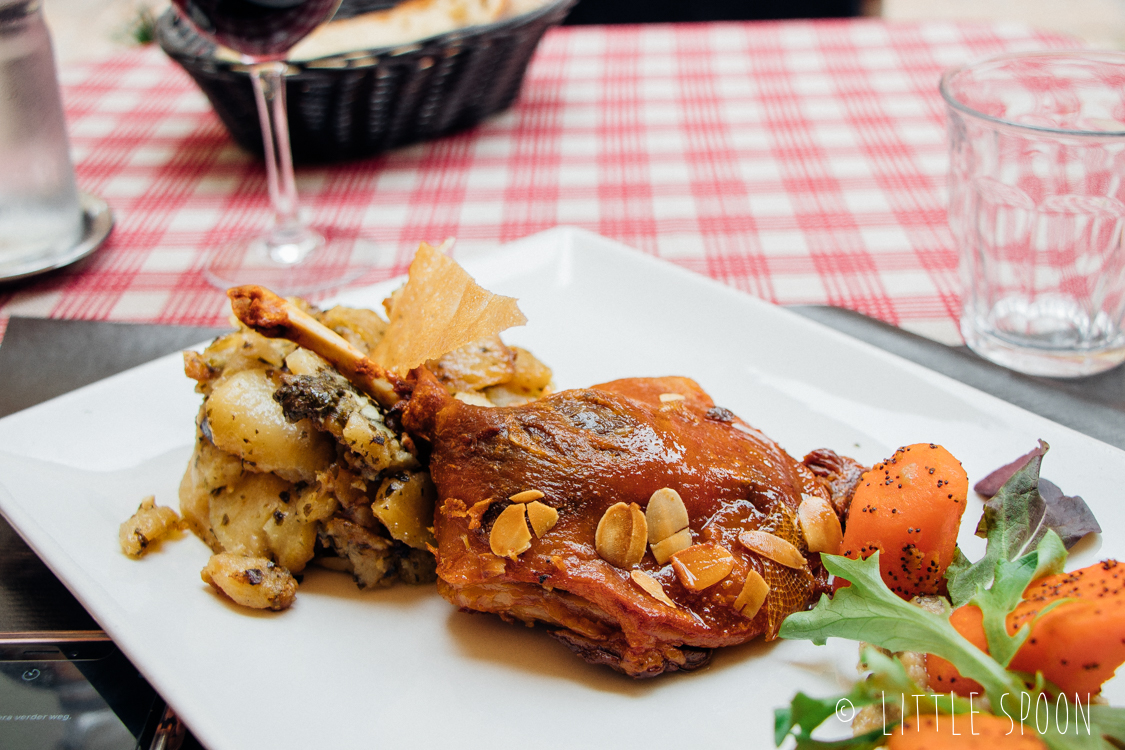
[156,0,575,163]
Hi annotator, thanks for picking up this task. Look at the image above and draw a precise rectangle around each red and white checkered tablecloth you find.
[0,19,1076,345]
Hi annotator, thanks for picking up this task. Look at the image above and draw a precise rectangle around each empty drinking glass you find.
[943,51,1125,377]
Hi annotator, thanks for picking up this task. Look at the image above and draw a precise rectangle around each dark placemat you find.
[0,318,227,750]
[0,520,102,634]
[0,317,229,422]
[0,318,227,632]
[790,306,1125,451]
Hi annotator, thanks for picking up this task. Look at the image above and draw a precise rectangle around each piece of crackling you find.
[227,284,400,408]
[368,239,527,376]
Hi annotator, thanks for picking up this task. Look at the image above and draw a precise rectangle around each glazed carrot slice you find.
[840,443,968,599]
[927,560,1125,697]
[926,605,986,696]
[888,712,1046,749]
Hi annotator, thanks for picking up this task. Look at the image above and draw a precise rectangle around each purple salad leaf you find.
[972,441,1046,497]
[1038,478,1102,549]
[972,441,1101,550]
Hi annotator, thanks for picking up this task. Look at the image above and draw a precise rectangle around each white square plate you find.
[0,227,1120,750]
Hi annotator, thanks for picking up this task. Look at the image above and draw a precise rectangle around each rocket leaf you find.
[1034,701,1125,750]
[780,553,1026,708]
[773,681,887,750]
[968,531,1066,668]
[773,648,971,750]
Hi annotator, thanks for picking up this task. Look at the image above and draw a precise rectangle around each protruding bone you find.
[228,285,400,406]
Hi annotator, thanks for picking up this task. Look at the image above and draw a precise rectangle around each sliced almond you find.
[595,502,647,568]
[646,487,689,544]
[489,504,532,559]
[658,393,685,403]
[733,568,770,619]
[650,528,692,564]
[509,489,545,503]
[630,570,677,608]
[738,529,807,569]
[797,493,843,554]
[670,542,735,591]
[526,500,559,538]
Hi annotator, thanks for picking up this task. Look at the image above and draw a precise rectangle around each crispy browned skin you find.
[403,369,861,677]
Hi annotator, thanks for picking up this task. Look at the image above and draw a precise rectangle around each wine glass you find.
[172,0,364,294]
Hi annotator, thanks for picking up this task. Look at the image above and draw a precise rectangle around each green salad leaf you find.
[775,544,1105,747]
[1087,706,1125,743]
[970,531,1067,668]
[1031,700,1125,750]
[779,553,1026,708]
[774,648,972,750]
[773,682,886,750]
[946,443,1070,608]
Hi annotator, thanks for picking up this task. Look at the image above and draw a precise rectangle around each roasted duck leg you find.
[403,368,863,677]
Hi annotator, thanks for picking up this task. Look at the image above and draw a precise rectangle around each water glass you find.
[943,51,1125,377]
[0,0,82,271]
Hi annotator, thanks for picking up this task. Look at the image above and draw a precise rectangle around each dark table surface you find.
[0,318,227,633]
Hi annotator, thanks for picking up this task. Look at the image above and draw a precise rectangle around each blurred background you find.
[43,0,1125,66]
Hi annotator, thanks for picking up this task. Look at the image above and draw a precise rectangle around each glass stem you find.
[249,60,318,264]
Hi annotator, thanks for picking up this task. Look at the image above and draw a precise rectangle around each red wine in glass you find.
[172,0,369,295]
[171,0,340,59]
